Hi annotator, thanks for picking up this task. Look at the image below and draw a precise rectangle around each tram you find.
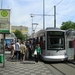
[66,29,75,60]
[34,27,68,61]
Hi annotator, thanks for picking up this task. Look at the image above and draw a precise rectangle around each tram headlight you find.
[47,52,50,55]
[64,51,67,55]
[48,53,50,55]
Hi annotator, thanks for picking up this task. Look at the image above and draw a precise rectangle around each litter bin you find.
[0,54,4,63]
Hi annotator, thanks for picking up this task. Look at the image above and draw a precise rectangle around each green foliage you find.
[60,20,75,30]
[14,30,25,41]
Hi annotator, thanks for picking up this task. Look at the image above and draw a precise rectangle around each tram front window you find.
[47,31,65,50]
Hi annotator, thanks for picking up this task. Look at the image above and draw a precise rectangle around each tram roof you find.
[46,27,65,32]
[34,29,45,37]
[32,27,67,38]
[66,29,75,36]
[46,27,60,30]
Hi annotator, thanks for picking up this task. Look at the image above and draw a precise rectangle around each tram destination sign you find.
[48,31,64,36]
[0,9,10,33]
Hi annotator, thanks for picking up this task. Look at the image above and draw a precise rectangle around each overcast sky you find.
[1,0,75,34]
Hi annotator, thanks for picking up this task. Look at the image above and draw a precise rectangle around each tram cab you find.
[34,27,68,61]
[66,30,75,60]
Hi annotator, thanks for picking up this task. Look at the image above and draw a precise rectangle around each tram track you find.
[43,62,66,75]
[50,64,66,75]
[43,61,75,75]
[64,61,75,69]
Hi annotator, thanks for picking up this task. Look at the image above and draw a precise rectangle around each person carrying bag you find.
[34,49,37,55]
[34,44,41,63]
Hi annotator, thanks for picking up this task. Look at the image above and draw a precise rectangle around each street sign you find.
[0,9,10,33]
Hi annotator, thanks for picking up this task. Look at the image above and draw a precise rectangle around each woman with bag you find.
[34,49,37,62]
[34,44,41,63]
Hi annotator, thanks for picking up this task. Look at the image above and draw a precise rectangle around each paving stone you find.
[0,55,53,75]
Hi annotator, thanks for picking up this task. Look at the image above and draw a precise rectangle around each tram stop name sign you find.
[0,9,11,34]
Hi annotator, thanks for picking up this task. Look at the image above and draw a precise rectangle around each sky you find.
[0,0,75,34]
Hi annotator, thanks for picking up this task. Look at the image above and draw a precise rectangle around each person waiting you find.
[20,42,27,61]
[15,41,20,60]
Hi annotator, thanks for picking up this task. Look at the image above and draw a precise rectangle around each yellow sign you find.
[12,30,28,32]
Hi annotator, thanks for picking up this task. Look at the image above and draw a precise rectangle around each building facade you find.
[11,25,28,35]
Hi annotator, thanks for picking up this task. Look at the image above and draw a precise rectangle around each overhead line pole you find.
[1,0,3,9]
[31,6,56,30]
[43,0,45,30]
[31,1,56,30]
[0,0,5,67]
[54,6,56,28]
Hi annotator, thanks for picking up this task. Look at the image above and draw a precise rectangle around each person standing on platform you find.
[35,44,41,63]
[15,40,20,60]
[10,42,15,59]
[20,42,27,61]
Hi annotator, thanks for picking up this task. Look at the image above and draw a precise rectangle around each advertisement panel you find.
[5,39,15,51]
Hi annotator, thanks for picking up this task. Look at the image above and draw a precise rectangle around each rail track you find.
[43,61,75,75]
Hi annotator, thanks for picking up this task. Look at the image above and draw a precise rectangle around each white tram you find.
[66,29,75,60]
[34,27,68,61]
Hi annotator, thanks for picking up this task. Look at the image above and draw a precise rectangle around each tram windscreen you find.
[47,31,65,50]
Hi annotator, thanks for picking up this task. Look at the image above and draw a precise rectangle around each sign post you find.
[0,9,11,33]
[0,9,10,67]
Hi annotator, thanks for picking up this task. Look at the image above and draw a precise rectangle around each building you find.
[0,25,28,51]
[11,25,28,35]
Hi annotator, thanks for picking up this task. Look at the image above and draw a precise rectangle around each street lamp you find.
[30,14,38,38]
[32,23,38,38]
[30,14,34,33]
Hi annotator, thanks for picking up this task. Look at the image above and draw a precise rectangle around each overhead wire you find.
[34,0,64,31]
[55,0,74,18]
[46,0,64,14]
[36,0,64,22]
[34,7,54,31]
[34,16,43,31]
[55,0,64,6]
[46,7,54,14]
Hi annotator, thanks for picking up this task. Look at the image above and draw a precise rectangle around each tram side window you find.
[69,41,73,48]
[40,36,45,50]
[36,37,39,44]
[42,41,45,49]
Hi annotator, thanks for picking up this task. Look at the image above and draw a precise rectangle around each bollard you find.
[0,54,4,63]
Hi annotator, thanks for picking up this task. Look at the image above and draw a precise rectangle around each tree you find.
[60,20,75,30]
[14,30,25,41]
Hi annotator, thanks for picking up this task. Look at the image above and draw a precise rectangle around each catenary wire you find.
[34,0,64,31]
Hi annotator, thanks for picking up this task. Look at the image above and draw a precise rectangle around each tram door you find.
[67,39,74,60]
[39,36,45,55]
[73,39,75,60]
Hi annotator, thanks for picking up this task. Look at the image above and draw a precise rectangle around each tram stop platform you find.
[0,52,53,75]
